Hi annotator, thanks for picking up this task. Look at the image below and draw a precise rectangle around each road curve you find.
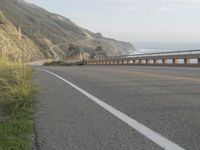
[33,66,200,150]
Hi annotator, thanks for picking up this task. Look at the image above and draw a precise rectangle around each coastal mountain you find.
[0,0,136,62]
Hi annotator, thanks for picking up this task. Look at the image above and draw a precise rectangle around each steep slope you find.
[0,0,136,61]
[0,11,44,62]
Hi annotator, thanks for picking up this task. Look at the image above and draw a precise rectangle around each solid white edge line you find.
[41,68,186,150]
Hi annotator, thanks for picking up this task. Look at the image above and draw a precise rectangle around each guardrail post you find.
[172,59,179,64]
[198,58,200,64]
[184,58,190,64]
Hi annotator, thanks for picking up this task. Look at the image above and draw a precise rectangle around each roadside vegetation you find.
[0,59,35,150]
[44,60,86,66]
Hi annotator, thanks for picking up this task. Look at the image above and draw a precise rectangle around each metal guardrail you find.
[109,49,200,59]
[86,49,200,66]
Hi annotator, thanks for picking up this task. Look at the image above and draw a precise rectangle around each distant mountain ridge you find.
[0,0,136,62]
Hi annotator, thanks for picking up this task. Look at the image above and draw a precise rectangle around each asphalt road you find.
[34,66,200,150]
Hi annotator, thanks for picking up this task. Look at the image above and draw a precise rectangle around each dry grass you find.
[0,59,35,150]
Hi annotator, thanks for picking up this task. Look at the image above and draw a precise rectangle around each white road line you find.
[41,69,186,150]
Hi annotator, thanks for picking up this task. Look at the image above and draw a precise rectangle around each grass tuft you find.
[0,60,35,150]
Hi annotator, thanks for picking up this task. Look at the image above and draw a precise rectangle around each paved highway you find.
[33,66,200,150]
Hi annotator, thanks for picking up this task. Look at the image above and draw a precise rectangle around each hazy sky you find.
[26,0,200,47]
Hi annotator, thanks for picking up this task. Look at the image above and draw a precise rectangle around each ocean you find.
[130,42,200,64]
[133,42,200,54]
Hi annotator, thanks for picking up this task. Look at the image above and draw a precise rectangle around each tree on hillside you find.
[90,46,107,59]
[95,46,103,52]
[66,44,80,57]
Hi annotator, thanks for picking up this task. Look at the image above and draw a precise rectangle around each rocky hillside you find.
[0,11,44,62]
[0,0,136,61]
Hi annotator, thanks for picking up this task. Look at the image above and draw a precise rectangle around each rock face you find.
[0,0,136,61]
